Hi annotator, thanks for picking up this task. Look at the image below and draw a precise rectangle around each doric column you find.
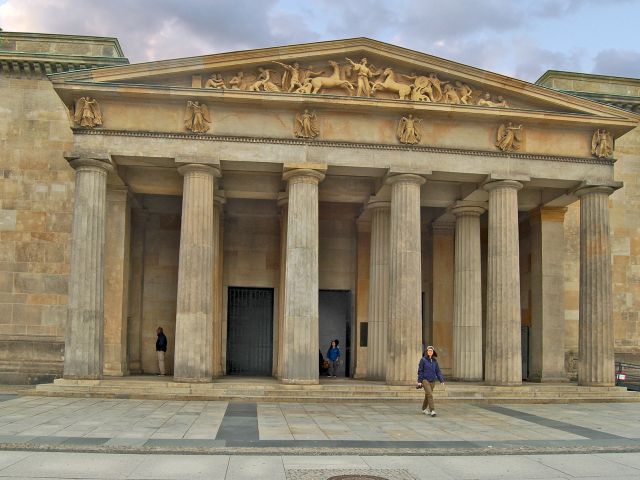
[103,187,131,376]
[484,180,523,386]
[575,185,615,386]
[174,163,220,382]
[366,199,391,380]
[353,216,371,379]
[127,209,147,374]
[529,207,568,382]
[281,168,325,384]
[386,174,425,385]
[63,153,114,379]
[451,202,485,381]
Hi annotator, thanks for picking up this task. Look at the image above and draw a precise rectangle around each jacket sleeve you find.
[435,361,444,383]
[417,358,424,383]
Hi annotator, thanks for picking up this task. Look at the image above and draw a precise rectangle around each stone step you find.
[29,379,640,404]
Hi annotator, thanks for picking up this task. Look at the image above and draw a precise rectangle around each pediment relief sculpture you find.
[496,121,524,152]
[294,109,319,139]
[591,129,614,158]
[72,96,102,128]
[397,114,422,144]
[197,57,511,108]
[184,100,211,133]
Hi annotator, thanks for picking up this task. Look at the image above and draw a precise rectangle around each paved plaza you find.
[0,394,639,478]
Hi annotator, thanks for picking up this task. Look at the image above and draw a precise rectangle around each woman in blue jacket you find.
[417,345,445,416]
[326,339,340,377]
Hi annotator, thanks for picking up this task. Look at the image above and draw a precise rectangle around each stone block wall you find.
[0,74,74,383]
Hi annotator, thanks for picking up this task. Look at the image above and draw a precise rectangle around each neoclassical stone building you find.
[1,32,638,387]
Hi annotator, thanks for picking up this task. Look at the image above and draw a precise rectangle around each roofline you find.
[537,69,640,86]
[0,30,126,58]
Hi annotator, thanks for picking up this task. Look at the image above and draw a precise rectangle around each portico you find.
[53,38,636,388]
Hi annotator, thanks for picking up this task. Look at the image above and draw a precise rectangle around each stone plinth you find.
[451,202,485,381]
[386,174,425,385]
[484,180,523,386]
[529,207,568,382]
[366,200,390,380]
[173,163,220,383]
[281,168,325,384]
[576,186,615,386]
[63,153,114,379]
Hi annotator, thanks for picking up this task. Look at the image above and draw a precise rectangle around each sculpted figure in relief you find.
[477,92,508,108]
[205,73,227,89]
[306,60,354,94]
[294,109,319,139]
[455,81,473,104]
[427,73,445,102]
[591,129,614,158]
[496,121,523,152]
[402,73,433,102]
[346,57,381,97]
[274,61,303,92]
[397,114,422,144]
[229,71,244,89]
[442,83,461,104]
[248,68,281,92]
[371,67,412,100]
[184,100,211,133]
[73,96,102,128]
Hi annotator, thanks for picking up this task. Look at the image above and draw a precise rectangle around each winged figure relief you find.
[294,109,319,139]
[496,122,524,152]
[184,101,211,133]
[73,97,102,128]
[591,129,614,158]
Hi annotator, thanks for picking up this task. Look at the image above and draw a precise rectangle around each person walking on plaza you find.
[417,345,445,416]
[326,339,341,378]
[156,327,168,376]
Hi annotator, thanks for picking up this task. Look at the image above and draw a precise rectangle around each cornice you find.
[73,128,615,166]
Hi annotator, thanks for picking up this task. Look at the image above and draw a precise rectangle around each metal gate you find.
[226,287,274,376]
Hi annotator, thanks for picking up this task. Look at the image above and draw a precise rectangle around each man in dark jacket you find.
[417,345,445,416]
[156,327,168,376]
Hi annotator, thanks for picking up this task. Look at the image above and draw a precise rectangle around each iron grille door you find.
[226,287,274,376]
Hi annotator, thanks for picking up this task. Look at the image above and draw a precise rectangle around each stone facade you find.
[1,32,638,388]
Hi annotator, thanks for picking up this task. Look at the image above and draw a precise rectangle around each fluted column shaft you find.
[576,186,615,386]
[174,164,219,382]
[64,154,113,379]
[484,180,523,386]
[276,194,288,379]
[127,209,147,374]
[281,169,325,384]
[451,203,485,381]
[366,201,391,380]
[211,195,224,378]
[386,174,425,385]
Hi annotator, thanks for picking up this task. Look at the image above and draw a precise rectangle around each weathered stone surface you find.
[64,154,114,379]
[281,167,325,384]
[484,180,523,386]
[386,174,424,385]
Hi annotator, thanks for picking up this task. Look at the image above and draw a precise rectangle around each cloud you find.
[592,49,640,79]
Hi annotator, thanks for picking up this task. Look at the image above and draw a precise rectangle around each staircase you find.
[25,376,640,404]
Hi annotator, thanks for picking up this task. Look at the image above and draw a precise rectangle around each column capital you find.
[282,168,325,185]
[64,151,114,174]
[214,191,226,206]
[483,179,523,192]
[574,185,616,198]
[385,173,425,186]
[177,163,221,177]
[277,192,289,208]
[450,201,486,217]
[366,198,391,212]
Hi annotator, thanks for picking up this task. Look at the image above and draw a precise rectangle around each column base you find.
[578,380,615,387]
[63,374,102,380]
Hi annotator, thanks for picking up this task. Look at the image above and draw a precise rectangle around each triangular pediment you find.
[49,38,639,125]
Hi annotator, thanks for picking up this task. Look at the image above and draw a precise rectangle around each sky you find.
[1,0,639,82]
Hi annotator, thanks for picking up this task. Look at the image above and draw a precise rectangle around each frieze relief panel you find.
[198,57,512,108]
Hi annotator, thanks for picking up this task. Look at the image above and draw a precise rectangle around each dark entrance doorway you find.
[226,287,274,376]
[319,290,352,377]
